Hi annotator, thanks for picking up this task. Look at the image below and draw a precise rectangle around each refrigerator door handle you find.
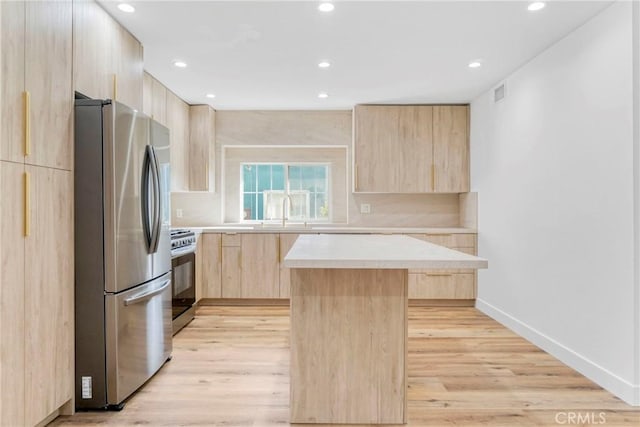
[149,146,161,253]
[123,279,171,306]
[140,145,154,252]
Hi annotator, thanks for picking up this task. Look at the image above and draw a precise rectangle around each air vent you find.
[494,84,505,102]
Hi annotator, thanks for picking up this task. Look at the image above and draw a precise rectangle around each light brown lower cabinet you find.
[407,233,477,301]
[408,273,475,299]
[278,233,300,298]
[240,234,279,298]
[0,162,73,426]
[199,233,222,299]
[221,234,242,298]
[198,232,478,302]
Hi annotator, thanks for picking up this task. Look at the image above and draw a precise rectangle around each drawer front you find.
[407,233,476,249]
[408,273,475,299]
[222,233,241,247]
[105,273,173,404]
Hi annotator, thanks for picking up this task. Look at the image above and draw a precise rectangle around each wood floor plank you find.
[51,306,639,427]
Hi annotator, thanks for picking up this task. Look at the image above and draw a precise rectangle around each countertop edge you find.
[189,226,477,234]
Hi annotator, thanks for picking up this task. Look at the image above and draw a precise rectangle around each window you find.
[241,163,330,222]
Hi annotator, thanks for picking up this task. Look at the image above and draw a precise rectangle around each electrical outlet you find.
[81,376,92,399]
[176,208,183,218]
[360,204,371,214]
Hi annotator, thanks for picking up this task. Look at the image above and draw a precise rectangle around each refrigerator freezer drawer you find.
[105,272,172,405]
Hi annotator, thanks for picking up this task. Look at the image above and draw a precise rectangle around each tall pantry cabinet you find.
[0,1,74,426]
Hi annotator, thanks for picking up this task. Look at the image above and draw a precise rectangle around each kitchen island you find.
[283,234,488,424]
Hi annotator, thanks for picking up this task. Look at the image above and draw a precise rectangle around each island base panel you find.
[290,268,407,424]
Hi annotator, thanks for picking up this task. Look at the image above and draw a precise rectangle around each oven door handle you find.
[124,280,171,306]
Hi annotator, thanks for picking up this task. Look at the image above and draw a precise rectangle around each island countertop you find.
[283,234,488,270]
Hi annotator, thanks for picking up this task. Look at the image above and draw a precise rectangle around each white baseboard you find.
[475,298,640,407]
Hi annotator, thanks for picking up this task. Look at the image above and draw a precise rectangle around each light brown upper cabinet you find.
[112,24,143,112]
[73,0,114,101]
[73,0,143,111]
[353,105,433,193]
[151,77,167,125]
[353,104,469,193]
[142,72,153,117]
[189,105,216,191]
[433,106,469,193]
[166,90,190,191]
[1,1,73,170]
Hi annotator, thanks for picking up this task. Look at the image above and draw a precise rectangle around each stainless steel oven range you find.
[171,229,197,334]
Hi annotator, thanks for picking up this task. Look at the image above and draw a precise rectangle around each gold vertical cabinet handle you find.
[113,74,118,100]
[24,91,31,157]
[218,237,222,263]
[277,237,281,263]
[24,172,30,237]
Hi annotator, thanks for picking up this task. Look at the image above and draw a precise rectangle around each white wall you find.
[470,1,639,405]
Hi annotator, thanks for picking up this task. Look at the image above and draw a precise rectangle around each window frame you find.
[239,162,332,223]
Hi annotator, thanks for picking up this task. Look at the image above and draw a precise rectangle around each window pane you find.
[315,166,326,192]
[243,193,255,220]
[241,163,329,222]
[243,165,256,192]
[289,166,301,190]
[257,193,264,220]
[272,165,285,190]
[316,193,328,218]
[257,165,272,192]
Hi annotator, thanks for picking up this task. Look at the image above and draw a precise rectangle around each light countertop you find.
[283,234,488,269]
[191,225,476,234]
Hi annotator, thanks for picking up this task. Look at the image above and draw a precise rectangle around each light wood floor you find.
[52,306,639,426]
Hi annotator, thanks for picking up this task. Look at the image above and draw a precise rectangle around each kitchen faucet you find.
[282,194,292,227]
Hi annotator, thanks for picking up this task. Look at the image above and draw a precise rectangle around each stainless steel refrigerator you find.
[74,98,172,410]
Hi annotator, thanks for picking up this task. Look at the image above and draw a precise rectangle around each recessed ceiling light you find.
[318,92,329,99]
[117,3,135,13]
[318,61,331,68]
[173,61,187,68]
[468,61,482,69]
[318,2,335,12]
[527,2,545,12]
[206,93,216,99]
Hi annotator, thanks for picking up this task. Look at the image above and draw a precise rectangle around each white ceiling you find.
[98,0,613,110]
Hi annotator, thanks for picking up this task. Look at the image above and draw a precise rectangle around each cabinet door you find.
[221,246,242,298]
[113,25,143,111]
[188,105,215,191]
[278,233,300,298]
[25,0,73,170]
[0,162,26,426]
[72,0,115,101]
[241,234,279,298]
[201,233,222,298]
[0,1,25,163]
[24,166,73,426]
[433,106,469,193]
[408,273,475,299]
[166,91,190,191]
[354,105,433,193]
[151,77,167,125]
[142,72,153,117]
